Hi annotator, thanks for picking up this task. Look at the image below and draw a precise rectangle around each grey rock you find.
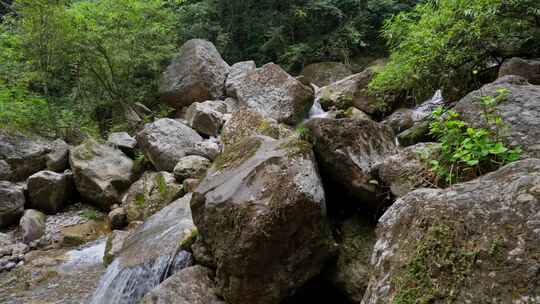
[159,39,230,109]
[454,75,540,157]
[396,119,432,147]
[173,155,211,181]
[188,141,221,161]
[300,62,353,87]
[234,63,314,125]
[122,171,183,222]
[221,108,293,148]
[136,118,203,172]
[45,139,70,172]
[316,67,380,114]
[27,170,74,214]
[185,101,227,136]
[305,118,397,205]
[108,207,128,230]
[499,57,540,84]
[191,238,215,268]
[382,108,414,133]
[70,139,135,210]
[19,209,46,244]
[191,135,335,304]
[103,229,128,265]
[364,158,540,304]
[107,132,137,156]
[0,181,25,228]
[141,265,225,304]
[0,131,51,181]
[225,60,256,98]
[345,107,372,121]
[375,143,440,197]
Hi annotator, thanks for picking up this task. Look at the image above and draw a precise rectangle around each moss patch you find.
[214,137,262,170]
[392,223,478,304]
[279,137,313,158]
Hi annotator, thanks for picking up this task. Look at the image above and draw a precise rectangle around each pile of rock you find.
[3,38,540,304]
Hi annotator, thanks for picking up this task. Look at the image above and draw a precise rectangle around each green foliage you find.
[0,0,176,137]
[155,173,169,199]
[80,209,103,221]
[173,0,421,70]
[427,89,520,185]
[370,0,540,104]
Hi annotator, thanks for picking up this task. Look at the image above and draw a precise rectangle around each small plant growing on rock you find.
[427,89,520,185]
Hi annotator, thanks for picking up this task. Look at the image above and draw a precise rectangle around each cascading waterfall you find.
[90,194,195,304]
[90,254,183,304]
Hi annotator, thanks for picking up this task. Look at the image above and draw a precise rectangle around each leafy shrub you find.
[427,89,520,185]
[369,0,540,105]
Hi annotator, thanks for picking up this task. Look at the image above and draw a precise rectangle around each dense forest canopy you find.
[0,0,539,138]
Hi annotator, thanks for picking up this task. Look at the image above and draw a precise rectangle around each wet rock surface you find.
[191,135,335,304]
[221,108,293,148]
[0,181,25,229]
[300,62,353,87]
[122,171,183,222]
[70,139,135,210]
[375,142,440,197]
[136,118,203,172]
[141,265,225,304]
[305,118,397,205]
[233,63,314,125]
[0,132,51,181]
[454,75,540,158]
[26,170,74,214]
[364,159,540,304]
[159,39,230,109]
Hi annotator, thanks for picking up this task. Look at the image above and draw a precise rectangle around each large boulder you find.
[329,216,376,303]
[90,194,197,304]
[46,139,69,172]
[305,118,397,205]
[19,209,46,244]
[315,67,379,114]
[141,265,225,304]
[300,62,353,87]
[70,140,135,210]
[221,108,293,148]
[191,135,335,304]
[375,143,440,197]
[499,57,540,84]
[0,131,51,181]
[122,171,184,222]
[454,75,540,157]
[363,159,540,303]
[136,118,203,172]
[159,39,230,109]
[0,181,25,228]
[26,170,74,214]
[226,61,256,98]
[185,100,227,137]
[233,63,314,125]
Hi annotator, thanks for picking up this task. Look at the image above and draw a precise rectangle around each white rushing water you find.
[411,89,443,122]
[308,99,328,119]
[59,238,106,273]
